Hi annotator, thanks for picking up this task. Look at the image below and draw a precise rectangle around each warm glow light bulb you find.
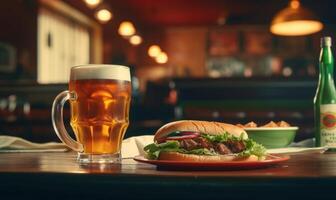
[129,35,142,45]
[156,52,168,64]
[96,9,112,22]
[148,45,161,57]
[290,0,300,9]
[84,0,101,8]
[270,0,323,36]
[118,21,136,36]
[271,20,323,36]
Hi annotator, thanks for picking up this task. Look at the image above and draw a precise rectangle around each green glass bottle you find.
[314,36,336,148]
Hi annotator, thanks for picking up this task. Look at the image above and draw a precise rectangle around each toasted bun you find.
[159,152,261,162]
[154,120,247,142]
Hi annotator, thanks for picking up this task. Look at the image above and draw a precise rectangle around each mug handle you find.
[51,90,83,152]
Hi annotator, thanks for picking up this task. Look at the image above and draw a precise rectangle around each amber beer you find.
[52,65,131,163]
[69,79,131,154]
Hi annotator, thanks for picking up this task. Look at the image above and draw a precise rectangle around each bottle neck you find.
[320,46,334,77]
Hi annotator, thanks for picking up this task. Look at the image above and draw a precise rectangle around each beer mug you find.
[52,65,131,163]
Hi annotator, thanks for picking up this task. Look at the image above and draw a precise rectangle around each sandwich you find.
[144,120,266,162]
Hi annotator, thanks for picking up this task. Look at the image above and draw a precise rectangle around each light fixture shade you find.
[270,1,323,36]
[118,21,136,37]
[84,0,101,8]
[156,52,168,64]
[148,45,161,57]
[95,9,113,23]
[129,35,142,45]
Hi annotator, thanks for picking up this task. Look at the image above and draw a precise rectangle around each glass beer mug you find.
[52,65,131,163]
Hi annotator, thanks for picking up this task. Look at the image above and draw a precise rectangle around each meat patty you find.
[225,140,246,153]
[180,139,199,150]
[215,143,232,155]
[193,137,213,149]
[179,136,246,154]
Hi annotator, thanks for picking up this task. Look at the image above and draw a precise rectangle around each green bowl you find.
[244,127,299,149]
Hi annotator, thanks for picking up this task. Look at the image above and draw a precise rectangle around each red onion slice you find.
[157,132,201,143]
[180,131,200,136]
[166,134,198,141]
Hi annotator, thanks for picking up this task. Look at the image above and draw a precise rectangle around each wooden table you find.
[0,152,335,200]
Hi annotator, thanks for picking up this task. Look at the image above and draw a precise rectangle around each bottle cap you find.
[321,37,332,47]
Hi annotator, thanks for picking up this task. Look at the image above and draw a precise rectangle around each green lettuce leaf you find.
[202,132,266,159]
[202,133,230,143]
[202,132,245,143]
[144,141,180,159]
[179,148,217,156]
[144,132,266,160]
[238,139,266,159]
[143,141,217,159]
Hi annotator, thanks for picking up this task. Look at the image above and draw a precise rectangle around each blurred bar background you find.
[0,0,334,142]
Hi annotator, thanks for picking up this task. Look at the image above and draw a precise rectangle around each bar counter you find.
[0,152,335,199]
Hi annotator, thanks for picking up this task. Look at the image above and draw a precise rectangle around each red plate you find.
[134,154,289,170]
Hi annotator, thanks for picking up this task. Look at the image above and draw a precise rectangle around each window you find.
[37,0,102,84]
[38,8,90,84]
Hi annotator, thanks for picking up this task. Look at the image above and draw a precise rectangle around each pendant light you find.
[118,21,136,37]
[155,52,168,64]
[270,0,323,36]
[95,9,112,23]
[84,0,101,8]
[148,45,161,57]
[129,35,142,46]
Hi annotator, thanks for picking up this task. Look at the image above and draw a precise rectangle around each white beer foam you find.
[71,65,131,81]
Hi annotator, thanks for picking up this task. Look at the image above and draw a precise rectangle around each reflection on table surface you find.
[0,152,336,177]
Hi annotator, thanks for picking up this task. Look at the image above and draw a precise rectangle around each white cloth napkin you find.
[0,135,155,155]
[121,135,154,158]
[0,135,154,154]
[267,146,328,154]
[0,135,328,156]
[267,138,329,155]
[0,136,69,152]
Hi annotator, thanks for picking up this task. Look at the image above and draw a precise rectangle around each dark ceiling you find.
[110,0,336,27]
